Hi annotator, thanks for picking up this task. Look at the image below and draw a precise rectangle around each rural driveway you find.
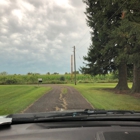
[23,85,93,113]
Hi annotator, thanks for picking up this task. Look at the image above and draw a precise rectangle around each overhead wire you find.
[75,0,127,62]
[76,0,127,50]
[75,2,102,46]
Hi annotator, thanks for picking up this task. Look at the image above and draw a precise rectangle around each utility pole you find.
[73,46,76,85]
[71,55,73,81]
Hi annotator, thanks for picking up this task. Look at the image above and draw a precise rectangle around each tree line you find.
[81,0,140,93]
[0,71,80,75]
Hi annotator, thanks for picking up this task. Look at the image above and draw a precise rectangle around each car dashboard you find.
[0,121,140,140]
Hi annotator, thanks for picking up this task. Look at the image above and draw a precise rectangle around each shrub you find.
[5,79,18,84]
[60,76,65,81]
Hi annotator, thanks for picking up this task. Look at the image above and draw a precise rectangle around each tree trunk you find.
[131,64,140,93]
[115,63,129,90]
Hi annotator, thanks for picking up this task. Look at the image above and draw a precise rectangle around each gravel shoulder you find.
[24,84,93,113]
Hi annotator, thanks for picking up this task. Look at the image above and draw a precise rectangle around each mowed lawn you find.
[0,85,51,115]
[69,83,140,111]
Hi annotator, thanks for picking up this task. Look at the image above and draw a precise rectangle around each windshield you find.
[0,0,140,116]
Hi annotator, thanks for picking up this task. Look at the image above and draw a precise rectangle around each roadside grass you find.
[0,85,51,115]
[68,83,140,111]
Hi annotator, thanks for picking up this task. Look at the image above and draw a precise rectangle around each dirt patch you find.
[23,85,93,113]
[59,88,68,110]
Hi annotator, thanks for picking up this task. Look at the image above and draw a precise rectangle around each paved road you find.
[23,85,93,113]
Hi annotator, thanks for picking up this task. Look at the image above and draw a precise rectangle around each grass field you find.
[68,83,140,111]
[1,83,139,116]
[0,85,51,115]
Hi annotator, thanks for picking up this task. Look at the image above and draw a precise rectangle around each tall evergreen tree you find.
[82,0,140,92]
[110,0,140,92]
[105,16,130,90]
[127,0,140,93]
[81,0,129,90]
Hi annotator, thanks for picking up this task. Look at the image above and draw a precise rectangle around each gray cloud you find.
[0,0,90,74]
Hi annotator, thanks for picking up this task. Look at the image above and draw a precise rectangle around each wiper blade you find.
[84,109,135,115]
[9,109,105,122]
[8,109,140,123]
[33,109,139,121]
[32,109,105,120]
[0,116,12,126]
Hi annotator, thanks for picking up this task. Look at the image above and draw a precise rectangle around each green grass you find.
[68,83,140,111]
[0,85,51,115]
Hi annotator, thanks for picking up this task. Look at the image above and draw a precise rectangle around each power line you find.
[74,4,105,48]
[99,0,127,30]
[78,55,82,61]
[76,38,90,52]
[75,29,90,47]
[72,1,128,69]
[75,0,127,51]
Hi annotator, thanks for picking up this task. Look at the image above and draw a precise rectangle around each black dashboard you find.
[0,121,140,140]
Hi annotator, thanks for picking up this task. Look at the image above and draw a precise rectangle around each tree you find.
[60,76,65,81]
[53,72,59,75]
[82,0,129,90]
[129,29,140,93]
[34,73,40,75]
[82,0,140,91]
[127,0,140,93]
[27,72,32,75]
[81,0,110,75]
[110,0,140,92]
[106,17,131,90]
[0,71,8,75]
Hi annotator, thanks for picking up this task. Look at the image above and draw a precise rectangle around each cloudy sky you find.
[0,0,91,74]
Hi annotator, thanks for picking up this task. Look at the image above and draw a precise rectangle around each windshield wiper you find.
[34,109,138,120]
[8,109,140,123]
[0,116,12,126]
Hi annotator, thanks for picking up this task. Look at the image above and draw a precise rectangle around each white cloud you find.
[19,1,35,12]
[54,0,72,9]
[0,0,90,74]
[0,0,10,5]
[12,9,23,20]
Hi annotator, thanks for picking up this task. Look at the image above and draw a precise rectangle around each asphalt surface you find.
[23,85,93,113]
